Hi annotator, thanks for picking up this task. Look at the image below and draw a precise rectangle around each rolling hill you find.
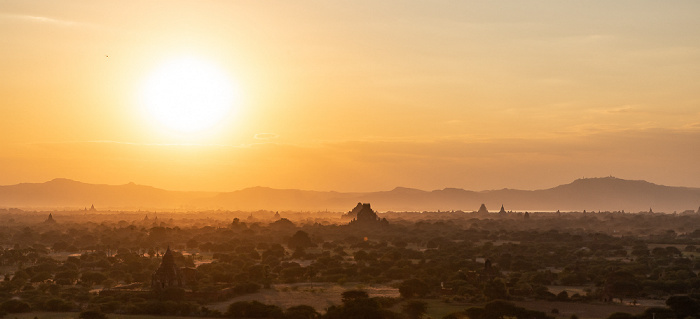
[0,177,698,213]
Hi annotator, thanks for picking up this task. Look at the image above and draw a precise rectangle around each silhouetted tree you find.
[399,279,429,298]
[0,299,30,313]
[665,295,700,318]
[288,231,315,250]
[285,305,320,319]
[402,300,428,319]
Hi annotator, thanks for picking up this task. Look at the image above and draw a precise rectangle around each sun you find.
[140,56,239,134]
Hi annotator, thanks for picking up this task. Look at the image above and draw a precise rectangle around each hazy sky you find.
[1,1,700,192]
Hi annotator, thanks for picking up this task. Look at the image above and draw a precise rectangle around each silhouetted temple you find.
[498,205,506,214]
[356,203,378,223]
[342,202,365,220]
[347,203,388,225]
[477,204,489,214]
[45,213,56,223]
[151,247,183,289]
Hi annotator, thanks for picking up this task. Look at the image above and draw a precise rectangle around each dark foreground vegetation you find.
[2,207,700,318]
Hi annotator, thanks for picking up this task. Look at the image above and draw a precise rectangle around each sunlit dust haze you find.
[1,1,700,192]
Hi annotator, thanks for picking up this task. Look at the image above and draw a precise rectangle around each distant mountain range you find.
[0,178,214,211]
[0,177,699,213]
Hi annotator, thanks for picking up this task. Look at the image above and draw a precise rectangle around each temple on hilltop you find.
[151,247,196,290]
[347,203,388,226]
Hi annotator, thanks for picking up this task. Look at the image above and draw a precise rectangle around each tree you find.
[30,271,52,283]
[402,300,428,319]
[285,305,319,319]
[81,271,108,285]
[556,290,569,301]
[638,307,676,319]
[325,297,399,319]
[288,231,315,250]
[483,278,508,300]
[0,299,30,313]
[665,295,700,318]
[604,271,640,303]
[44,298,73,311]
[399,279,430,298]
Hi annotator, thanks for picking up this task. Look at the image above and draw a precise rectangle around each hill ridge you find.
[0,177,698,213]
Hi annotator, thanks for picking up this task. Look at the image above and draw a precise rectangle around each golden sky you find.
[1,1,700,192]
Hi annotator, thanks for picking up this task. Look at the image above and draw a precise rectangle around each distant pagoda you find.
[45,213,56,223]
[498,205,506,214]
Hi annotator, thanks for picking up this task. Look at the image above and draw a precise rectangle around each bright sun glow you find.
[141,57,239,133]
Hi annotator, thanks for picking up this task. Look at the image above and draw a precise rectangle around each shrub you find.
[0,299,30,313]
[44,298,73,311]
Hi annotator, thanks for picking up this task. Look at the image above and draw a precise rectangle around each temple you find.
[498,205,506,214]
[347,203,388,225]
[151,247,184,290]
